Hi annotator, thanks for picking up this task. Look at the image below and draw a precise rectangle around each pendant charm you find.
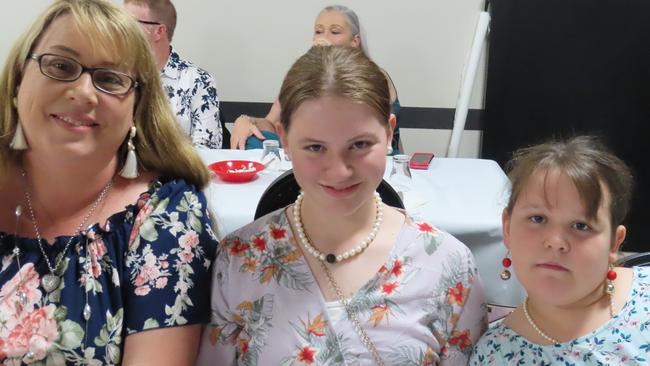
[19,290,28,306]
[325,254,337,264]
[83,303,92,320]
[500,269,511,280]
[24,351,35,362]
[41,274,61,293]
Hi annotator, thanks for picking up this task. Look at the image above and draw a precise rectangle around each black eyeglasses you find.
[28,53,138,96]
[137,19,161,26]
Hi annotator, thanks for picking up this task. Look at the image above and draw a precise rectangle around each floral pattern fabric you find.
[0,179,218,365]
[470,266,650,365]
[162,47,222,149]
[197,209,487,365]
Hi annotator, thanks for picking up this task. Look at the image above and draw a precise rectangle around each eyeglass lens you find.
[36,54,134,95]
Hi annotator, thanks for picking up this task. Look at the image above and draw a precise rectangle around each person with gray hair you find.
[125,0,223,149]
[230,5,402,154]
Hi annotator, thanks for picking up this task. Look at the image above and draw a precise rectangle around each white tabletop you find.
[198,148,526,306]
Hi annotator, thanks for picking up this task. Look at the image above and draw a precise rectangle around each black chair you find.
[615,252,650,267]
[254,170,404,219]
[220,118,231,149]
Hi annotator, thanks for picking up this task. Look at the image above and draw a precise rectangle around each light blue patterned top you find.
[470,266,650,365]
[162,47,222,149]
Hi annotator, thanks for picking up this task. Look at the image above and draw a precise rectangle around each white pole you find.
[447,11,490,158]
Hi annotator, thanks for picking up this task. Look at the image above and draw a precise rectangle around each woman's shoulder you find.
[470,320,520,362]
[151,175,203,197]
[105,175,216,248]
[633,265,650,281]
[106,175,204,218]
[475,319,513,344]
[133,176,207,211]
[629,266,650,300]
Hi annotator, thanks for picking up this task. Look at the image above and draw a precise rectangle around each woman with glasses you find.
[0,0,217,365]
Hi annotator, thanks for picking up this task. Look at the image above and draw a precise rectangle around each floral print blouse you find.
[470,266,650,365]
[197,209,487,365]
[162,47,222,149]
[0,179,218,365]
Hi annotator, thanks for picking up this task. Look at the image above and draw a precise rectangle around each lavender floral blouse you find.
[0,179,218,365]
[197,209,487,365]
[470,266,650,365]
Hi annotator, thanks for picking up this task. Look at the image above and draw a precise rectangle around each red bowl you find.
[208,160,265,182]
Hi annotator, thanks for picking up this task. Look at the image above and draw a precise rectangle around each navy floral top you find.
[0,179,218,365]
[162,47,223,149]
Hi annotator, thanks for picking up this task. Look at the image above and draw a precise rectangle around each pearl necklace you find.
[523,294,614,346]
[293,191,383,264]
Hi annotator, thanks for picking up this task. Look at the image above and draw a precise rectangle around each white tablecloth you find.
[198,148,526,306]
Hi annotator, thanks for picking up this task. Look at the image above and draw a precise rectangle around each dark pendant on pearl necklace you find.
[325,254,337,264]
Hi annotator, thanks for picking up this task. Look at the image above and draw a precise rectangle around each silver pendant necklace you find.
[20,169,113,294]
[13,205,28,307]
[291,194,386,364]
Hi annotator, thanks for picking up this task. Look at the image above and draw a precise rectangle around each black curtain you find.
[482,0,650,251]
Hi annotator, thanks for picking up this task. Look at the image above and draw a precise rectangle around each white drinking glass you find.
[389,154,412,193]
[261,140,282,170]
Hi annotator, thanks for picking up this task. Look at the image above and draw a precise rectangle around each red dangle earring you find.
[501,252,512,280]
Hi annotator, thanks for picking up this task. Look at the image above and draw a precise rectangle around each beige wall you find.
[1,0,488,157]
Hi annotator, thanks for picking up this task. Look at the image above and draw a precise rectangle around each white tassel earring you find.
[10,98,28,150]
[386,145,393,156]
[119,125,139,179]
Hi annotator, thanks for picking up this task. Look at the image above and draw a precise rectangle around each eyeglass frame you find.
[137,19,162,26]
[27,53,139,96]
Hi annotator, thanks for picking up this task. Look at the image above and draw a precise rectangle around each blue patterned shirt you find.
[0,179,218,364]
[470,266,650,365]
[162,47,222,149]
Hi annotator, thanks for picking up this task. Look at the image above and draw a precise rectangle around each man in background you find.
[125,0,224,148]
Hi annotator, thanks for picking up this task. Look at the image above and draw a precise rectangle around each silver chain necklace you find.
[291,200,386,365]
[319,261,386,365]
[21,169,113,293]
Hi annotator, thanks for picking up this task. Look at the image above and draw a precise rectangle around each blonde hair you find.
[278,46,389,132]
[0,0,209,188]
[505,136,634,228]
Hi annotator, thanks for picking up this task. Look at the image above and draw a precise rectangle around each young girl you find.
[470,136,649,365]
[198,46,486,365]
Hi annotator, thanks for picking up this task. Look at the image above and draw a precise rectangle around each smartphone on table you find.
[409,152,434,169]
